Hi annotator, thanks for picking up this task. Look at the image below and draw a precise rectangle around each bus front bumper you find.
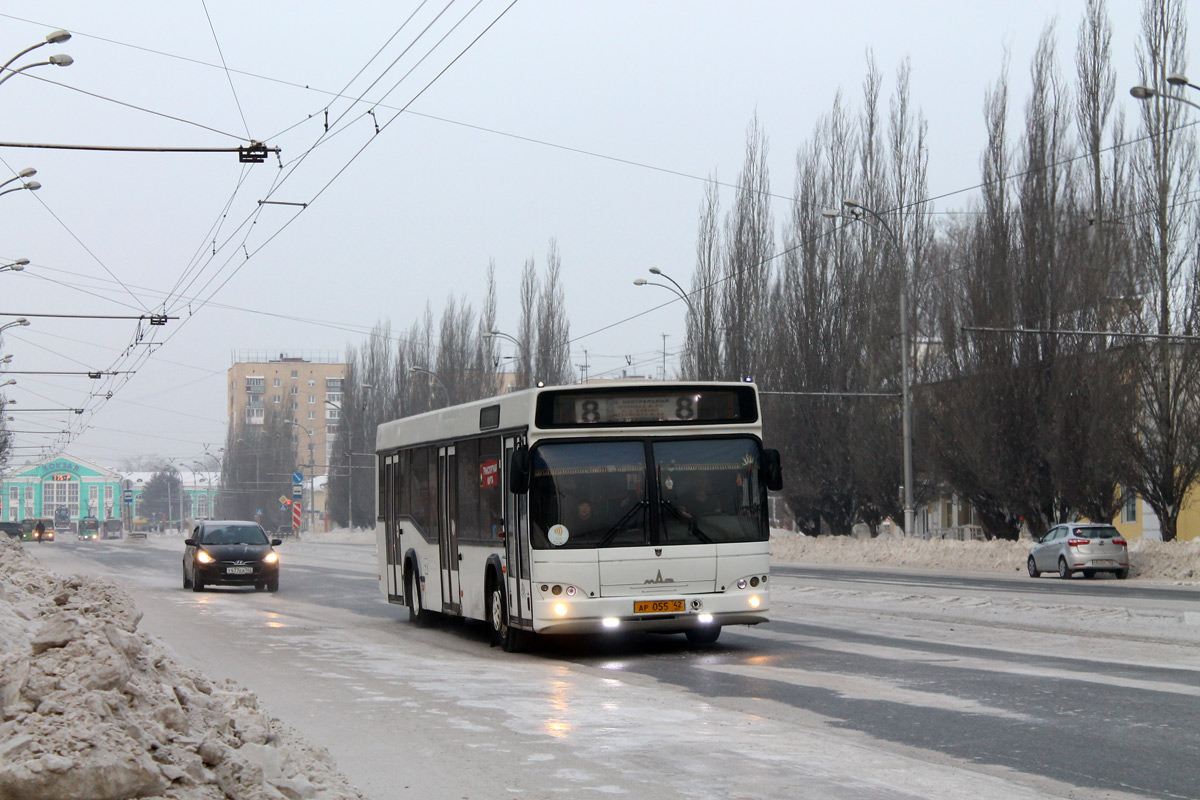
[531,590,769,635]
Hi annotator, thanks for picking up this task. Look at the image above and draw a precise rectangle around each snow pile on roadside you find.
[769,530,1200,582]
[0,536,364,800]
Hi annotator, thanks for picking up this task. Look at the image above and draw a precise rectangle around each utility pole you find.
[576,348,589,384]
[661,334,669,380]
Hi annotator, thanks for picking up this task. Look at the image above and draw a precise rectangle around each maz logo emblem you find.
[644,570,675,584]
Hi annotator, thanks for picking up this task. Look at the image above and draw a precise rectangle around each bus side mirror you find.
[509,446,531,494]
[762,449,783,491]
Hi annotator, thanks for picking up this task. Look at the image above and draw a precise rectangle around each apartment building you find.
[226,351,347,481]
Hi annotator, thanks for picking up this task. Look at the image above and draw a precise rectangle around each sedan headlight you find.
[263,552,279,564]
[196,550,215,564]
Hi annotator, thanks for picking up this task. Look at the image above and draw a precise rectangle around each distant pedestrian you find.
[34,519,45,542]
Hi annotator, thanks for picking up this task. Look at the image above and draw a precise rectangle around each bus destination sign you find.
[537,386,757,428]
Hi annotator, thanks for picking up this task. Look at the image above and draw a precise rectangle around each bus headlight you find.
[554,603,568,617]
[736,578,747,589]
[196,551,215,564]
[748,595,761,609]
[602,617,620,629]
[697,613,714,624]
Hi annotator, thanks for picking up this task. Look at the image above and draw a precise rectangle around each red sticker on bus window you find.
[480,459,499,488]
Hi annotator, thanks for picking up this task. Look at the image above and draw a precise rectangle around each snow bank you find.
[769,530,1200,583]
[301,526,1200,583]
[0,535,364,800]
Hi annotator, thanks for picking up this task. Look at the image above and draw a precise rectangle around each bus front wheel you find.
[489,581,528,653]
[685,625,721,645]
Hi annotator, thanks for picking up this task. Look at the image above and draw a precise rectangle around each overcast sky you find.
[0,1,1190,471]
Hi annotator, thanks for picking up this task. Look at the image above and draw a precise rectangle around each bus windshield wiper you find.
[599,500,647,546]
[659,499,712,543]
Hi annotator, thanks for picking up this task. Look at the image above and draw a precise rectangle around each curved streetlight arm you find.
[409,366,449,400]
[1130,84,1200,113]
[0,171,35,191]
[633,278,695,315]
[0,182,39,199]
[0,30,68,75]
[483,329,522,348]
[0,54,73,88]
[648,268,695,312]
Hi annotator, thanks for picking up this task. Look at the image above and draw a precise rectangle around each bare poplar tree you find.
[535,239,573,386]
[516,258,538,388]
[1128,0,1200,541]
[681,178,723,380]
[721,115,774,382]
[474,261,500,396]
[435,295,477,406]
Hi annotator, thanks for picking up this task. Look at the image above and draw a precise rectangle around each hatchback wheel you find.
[1027,556,1040,578]
[1057,557,1072,580]
[1115,568,1129,579]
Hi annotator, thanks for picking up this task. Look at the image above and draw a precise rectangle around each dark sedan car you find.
[182,520,281,592]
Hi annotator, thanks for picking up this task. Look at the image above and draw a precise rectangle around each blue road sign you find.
[292,472,303,484]
[292,485,303,500]
[123,489,133,503]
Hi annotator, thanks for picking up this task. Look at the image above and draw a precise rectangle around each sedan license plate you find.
[226,566,253,575]
[634,599,684,614]
[1092,559,1116,567]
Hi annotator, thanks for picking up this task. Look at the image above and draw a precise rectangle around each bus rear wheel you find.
[408,567,435,627]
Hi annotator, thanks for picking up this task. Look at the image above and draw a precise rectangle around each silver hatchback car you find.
[1028,522,1128,579]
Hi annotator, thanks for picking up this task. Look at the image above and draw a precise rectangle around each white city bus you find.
[374,381,782,650]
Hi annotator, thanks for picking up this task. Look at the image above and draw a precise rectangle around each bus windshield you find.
[528,437,766,549]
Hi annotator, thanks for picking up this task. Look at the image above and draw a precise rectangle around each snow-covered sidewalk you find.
[0,535,364,800]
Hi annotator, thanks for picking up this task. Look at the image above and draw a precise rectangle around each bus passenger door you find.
[385,454,402,599]
[503,436,530,628]
[438,445,461,614]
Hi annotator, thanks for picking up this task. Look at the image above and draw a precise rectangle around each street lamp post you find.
[409,366,448,406]
[324,399,354,530]
[292,422,316,533]
[482,329,527,387]
[633,275,696,315]
[323,383,373,531]
[1,258,30,273]
[0,319,31,337]
[1130,78,1200,112]
[0,30,73,90]
[0,181,40,200]
[823,201,916,538]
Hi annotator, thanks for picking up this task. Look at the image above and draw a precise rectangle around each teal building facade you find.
[2,455,124,524]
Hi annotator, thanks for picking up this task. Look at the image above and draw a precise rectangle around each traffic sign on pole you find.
[123,489,133,504]
[292,485,303,500]
[292,502,302,532]
[292,472,303,485]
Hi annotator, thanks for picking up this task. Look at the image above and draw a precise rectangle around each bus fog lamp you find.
[697,613,714,624]
[748,595,761,609]
[554,603,568,617]
[602,617,620,628]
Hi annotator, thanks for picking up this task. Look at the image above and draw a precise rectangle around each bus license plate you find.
[227,566,253,575]
[634,600,684,614]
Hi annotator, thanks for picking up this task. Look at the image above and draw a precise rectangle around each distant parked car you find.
[1028,523,1128,579]
[182,520,282,592]
[1,521,24,540]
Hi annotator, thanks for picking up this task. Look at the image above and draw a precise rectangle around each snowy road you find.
[29,536,1200,800]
